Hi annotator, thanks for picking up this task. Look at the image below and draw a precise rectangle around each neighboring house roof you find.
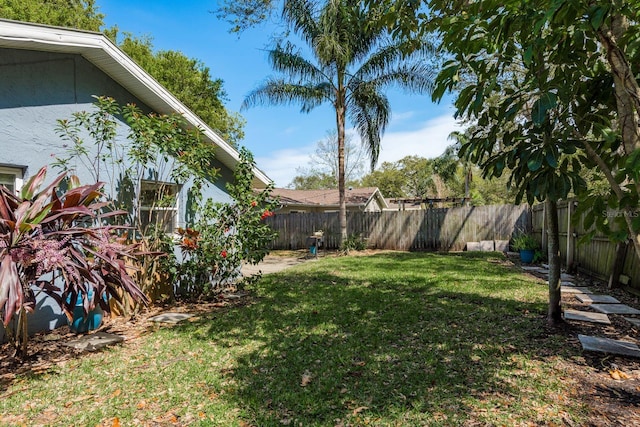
[270,187,389,210]
[0,19,271,188]
[385,198,424,211]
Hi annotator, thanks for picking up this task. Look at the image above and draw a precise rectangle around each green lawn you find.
[1,252,588,426]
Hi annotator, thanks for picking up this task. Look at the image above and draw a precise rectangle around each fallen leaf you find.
[352,406,368,415]
[112,418,121,427]
[301,371,313,387]
[111,389,122,398]
[136,400,147,410]
[609,369,630,380]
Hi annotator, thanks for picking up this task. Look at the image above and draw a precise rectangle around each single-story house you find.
[270,187,388,213]
[0,19,271,337]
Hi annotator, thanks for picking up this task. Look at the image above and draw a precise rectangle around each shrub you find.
[511,232,539,251]
[340,233,367,254]
[173,148,279,298]
[0,167,147,357]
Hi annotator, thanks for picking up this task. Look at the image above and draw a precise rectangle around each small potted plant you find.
[511,232,539,263]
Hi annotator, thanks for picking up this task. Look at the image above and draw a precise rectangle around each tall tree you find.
[290,130,366,189]
[0,2,245,147]
[428,0,594,323]
[0,0,103,30]
[105,30,246,145]
[242,0,434,243]
[374,0,640,286]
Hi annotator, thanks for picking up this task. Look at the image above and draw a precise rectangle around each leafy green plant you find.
[511,232,539,251]
[173,148,278,298]
[54,97,218,305]
[340,233,367,254]
[0,167,147,357]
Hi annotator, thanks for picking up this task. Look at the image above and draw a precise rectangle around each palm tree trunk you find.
[546,198,563,325]
[336,103,347,245]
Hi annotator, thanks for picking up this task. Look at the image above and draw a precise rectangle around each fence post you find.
[566,200,575,272]
[608,242,628,289]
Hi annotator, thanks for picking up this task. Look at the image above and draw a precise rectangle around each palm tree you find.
[242,0,434,244]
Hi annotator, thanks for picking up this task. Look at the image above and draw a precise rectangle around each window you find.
[0,166,24,194]
[139,181,179,234]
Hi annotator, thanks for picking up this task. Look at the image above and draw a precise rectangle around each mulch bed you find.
[524,267,640,426]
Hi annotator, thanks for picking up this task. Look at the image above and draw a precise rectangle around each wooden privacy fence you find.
[264,204,531,252]
[531,200,640,293]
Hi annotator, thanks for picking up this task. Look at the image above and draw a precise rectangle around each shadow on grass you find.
[177,252,580,425]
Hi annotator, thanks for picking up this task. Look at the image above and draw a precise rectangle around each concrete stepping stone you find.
[561,273,575,281]
[522,266,545,272]
[561,286,593,294]
[575,294,621,304]
[148,312,194,324]
[624,317,640,328]
[591,304,640,315]
[64,332,124,352]
[578,334,640,358]
[564,309,611,324]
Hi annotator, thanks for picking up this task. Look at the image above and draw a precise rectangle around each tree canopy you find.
[0,0,245,146]
[289,130,366,189]
[0,0,103,31]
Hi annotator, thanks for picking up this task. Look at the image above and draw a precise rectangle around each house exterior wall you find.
[0,48,234,338]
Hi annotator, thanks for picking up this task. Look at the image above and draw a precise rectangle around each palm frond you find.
[241,79,327,112]
[269,42,328,83]
[348,86,390,169]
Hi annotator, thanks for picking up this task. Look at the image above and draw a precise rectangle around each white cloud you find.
[257,113,465,187]
[256,146,315,187]
[378,114,464,164]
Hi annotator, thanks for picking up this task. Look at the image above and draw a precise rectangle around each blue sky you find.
[100,0,462,187]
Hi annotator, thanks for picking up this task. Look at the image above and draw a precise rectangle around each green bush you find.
[340,233,367,253]
[511,232,539,251]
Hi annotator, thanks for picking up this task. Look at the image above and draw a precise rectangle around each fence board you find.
[265,204,531,252]
[532,200,640,292]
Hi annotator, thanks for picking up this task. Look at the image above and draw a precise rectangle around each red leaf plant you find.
[0,166,148,357]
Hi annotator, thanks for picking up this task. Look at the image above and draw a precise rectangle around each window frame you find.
[138,180,180,234]
[0,166,25,194]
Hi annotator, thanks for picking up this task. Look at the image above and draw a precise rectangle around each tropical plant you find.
[511,232,539,252]
[0,167,147,358]
[173,148,279,298]
[241,0,435,245]
[340,233,367,254]
[54,97,218,305]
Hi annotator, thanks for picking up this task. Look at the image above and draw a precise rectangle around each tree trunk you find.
[336,103,347,246]
[546,198,563,325]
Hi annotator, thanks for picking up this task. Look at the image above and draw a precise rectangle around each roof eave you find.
[0,19,271,188]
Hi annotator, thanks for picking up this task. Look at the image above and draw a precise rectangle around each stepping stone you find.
[466,242,481,251]
[575,294,621,304]
[578,334,640,358]
[562,281,580,287]
[564,309,611,324]
[591,304,640,315]
[148,312,194,324]
[561,273,575,281]
[494,240,509,252]
[522,266,545,272]
[561,286,593,294]
[65,332,124,352]
[625,317,640,328]
[480,240,495,251]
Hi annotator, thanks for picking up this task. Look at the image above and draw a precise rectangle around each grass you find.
[0,252,589,426]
